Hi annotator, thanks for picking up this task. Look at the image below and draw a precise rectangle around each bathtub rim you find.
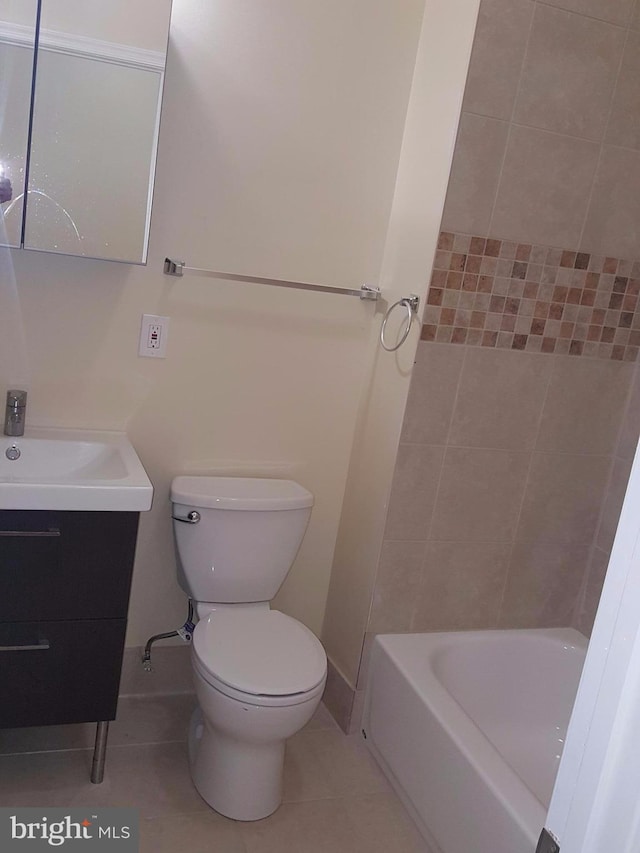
[363,626,587,850]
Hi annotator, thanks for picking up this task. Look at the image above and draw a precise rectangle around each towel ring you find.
[380,294,420,352]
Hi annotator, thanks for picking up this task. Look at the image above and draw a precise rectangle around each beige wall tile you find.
[606,33,640,149]
[356,632,376,690]
[581,146,640,259]
[321,660,355,734]
[574,547,610,636]
[518,452,610,544]
[536,357,634,454]
[463,0,535,120]
[514,6,625,141]
[401,343,465,444]
[369,541,426,632]
[412,541,510,631]
[441,113,510,235]
[491,125,599,247]
[597,456,633,551]
[430,447,530,541]
[540,0,635,26]
[632,0,640,28]
[384,445,445,540]
[500,540,590,627]
[348,690,367,735]
[449,348,552,450]
[617,368,640,461]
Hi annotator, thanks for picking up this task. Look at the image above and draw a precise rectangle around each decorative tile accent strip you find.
[423,232,640,361]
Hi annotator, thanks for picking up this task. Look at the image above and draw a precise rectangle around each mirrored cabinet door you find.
[0,0,38,248]
[0,0,172,264]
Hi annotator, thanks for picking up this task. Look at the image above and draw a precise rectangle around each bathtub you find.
[363,628,586,853]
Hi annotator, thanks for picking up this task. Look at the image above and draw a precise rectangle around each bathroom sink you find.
[0,428,153,511]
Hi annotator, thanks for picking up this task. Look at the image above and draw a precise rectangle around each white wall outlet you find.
[139,314,169,358]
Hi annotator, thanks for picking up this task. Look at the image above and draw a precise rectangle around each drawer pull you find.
[0,640,50,652]
[0,529,61,538]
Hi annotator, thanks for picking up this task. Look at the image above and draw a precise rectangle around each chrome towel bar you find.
[163,258,381,301]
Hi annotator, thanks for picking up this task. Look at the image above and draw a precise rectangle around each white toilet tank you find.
[171,476,313,603]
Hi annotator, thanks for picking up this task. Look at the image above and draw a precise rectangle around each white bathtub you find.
[363,628,586,853]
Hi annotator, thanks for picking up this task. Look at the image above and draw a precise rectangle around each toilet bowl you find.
[170,476,327,821]
[188,605,326,820]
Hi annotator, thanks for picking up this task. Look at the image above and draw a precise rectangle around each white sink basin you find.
[0,428,153,511]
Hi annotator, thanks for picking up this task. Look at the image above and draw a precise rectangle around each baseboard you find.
[322,657,357,733]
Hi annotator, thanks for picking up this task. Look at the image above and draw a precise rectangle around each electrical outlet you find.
[139,314,169,358]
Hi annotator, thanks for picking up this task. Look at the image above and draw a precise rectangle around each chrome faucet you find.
[4,389,27,437]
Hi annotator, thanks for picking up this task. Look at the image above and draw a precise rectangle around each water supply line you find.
[142,599,195,672]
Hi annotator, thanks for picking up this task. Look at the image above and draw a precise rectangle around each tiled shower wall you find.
[426,232,640,362]
[358,0,640,688]
[444,0,640,258]
[368,343,637,643]
[574,370,640,634]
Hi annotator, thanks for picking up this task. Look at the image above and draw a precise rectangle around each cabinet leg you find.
[91,721,109,784]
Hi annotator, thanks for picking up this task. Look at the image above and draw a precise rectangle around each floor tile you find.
[0,698,427,853]
[238,799,360,853]
[0,694,195,756]
[141,811,246,853]
[282,732,334,803]
[301,730,391,798]
[345,792,434,853]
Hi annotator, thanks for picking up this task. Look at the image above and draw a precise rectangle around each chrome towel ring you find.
[380,294,420,352]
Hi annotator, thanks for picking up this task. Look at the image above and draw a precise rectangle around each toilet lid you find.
[193,609,327,697]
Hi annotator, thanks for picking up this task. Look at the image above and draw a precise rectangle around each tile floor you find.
[0,695,432,852]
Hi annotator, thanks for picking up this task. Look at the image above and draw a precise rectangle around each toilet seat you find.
[192,608,327,704]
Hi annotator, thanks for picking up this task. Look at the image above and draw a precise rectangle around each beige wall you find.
[0,0,428,647]
[321,0,482,688]
[443,0,640,258]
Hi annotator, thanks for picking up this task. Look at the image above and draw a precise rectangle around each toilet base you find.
[189,707,284,821]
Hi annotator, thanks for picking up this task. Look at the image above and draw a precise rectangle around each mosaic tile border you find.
[423,232,640,361]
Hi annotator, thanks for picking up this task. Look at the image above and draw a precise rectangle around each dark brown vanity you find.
[0,511,139,730]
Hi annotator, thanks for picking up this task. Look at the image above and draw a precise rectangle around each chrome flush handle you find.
[172,510,201,524]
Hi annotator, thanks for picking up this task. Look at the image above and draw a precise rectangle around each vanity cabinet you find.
[0,510,139,729]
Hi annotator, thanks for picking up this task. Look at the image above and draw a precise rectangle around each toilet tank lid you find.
[170,476,314,511]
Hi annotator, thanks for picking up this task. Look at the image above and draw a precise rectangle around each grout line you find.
[572,360,640,626]
[424,344,469,544]
[397,439,614,460]
[486,0,537,236]
[0,738,189,759]
[535,0,633,30]
[577,22,632,250]
[495,347,557,623]
[462,111,640,152]
[409,345,470,631]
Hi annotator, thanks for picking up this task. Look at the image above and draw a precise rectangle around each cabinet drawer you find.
[0,511,139,621]
[0,619,126,728]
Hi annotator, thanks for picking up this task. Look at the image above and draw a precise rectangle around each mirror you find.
[0,0,172,264]
[0,0,38,249]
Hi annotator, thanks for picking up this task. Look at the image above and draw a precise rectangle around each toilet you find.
[170,476,327,821]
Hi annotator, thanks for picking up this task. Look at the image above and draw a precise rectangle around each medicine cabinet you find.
[0,0,172,263]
